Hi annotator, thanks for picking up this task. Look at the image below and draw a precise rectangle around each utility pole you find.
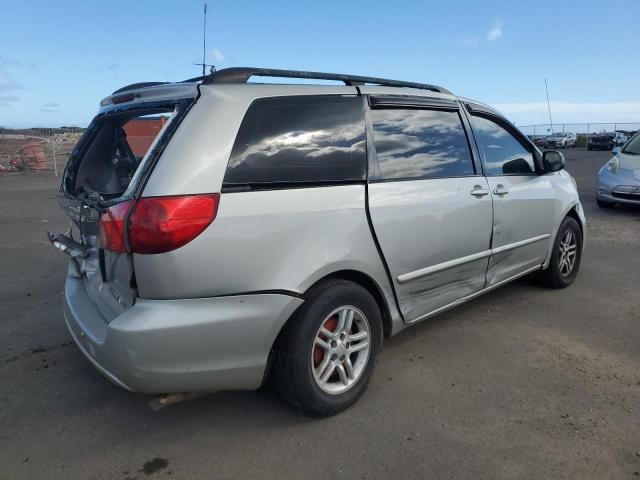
[545,78,553,135]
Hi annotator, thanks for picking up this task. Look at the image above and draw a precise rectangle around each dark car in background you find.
[588,132,627,151]
[532,136,549,148]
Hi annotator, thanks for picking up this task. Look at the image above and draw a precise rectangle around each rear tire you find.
[538,216,582,289]
[597,199,615,209]
[272,279,382,416]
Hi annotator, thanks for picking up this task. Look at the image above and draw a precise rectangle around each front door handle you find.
[470,185,490,197]
[493,184,509,196]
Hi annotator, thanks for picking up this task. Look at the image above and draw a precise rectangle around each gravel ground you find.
[0,148,638,480]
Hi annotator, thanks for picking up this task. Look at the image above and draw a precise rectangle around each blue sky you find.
[1,0,639,128]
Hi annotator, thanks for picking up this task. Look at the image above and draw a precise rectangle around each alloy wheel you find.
[311,306,371,395]
[558,229,578,276]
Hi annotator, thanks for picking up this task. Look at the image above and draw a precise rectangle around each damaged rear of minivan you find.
[53,78,311,397]
[53,83,213,391]
[56,84,197,320]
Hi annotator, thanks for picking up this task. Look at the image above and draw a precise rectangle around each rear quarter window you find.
[223,95,366,189]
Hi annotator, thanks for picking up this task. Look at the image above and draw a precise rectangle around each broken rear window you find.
[63,104,183,200]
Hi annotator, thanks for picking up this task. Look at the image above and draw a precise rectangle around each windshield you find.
[622,133,640,155]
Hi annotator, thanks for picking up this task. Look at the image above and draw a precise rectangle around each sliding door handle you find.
[470,186,490,197]
[493,184,509,196]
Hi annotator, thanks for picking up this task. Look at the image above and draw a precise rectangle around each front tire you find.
[272,279,382,416]
[538,216,583,289]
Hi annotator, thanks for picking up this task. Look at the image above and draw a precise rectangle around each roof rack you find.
[202,67,452,95]
[112,67,452,96]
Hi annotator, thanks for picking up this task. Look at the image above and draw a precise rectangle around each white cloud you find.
[487,20,503,42]
[212,48,225,62]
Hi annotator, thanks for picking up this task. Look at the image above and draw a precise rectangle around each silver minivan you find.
[52,67,585,415]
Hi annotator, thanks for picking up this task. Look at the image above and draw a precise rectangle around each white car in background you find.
[545,132,577,149]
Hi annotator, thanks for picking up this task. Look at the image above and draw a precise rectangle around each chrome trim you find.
[491,234,550,255]
[407,264,542,324]
[397,249,492,284]
[397,234,551,284]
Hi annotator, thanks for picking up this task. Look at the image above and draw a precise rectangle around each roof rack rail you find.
[202,67,452,95]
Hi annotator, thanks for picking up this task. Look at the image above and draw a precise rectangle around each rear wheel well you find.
[304,271,392,338]
[264,270,392,388]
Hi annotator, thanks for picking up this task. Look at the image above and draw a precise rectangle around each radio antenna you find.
[193,2,215,76]
[202,2,207,77]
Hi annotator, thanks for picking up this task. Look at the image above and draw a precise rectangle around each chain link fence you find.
[1,121,639,181]
[0,128,84,178]
[517,122,640,147]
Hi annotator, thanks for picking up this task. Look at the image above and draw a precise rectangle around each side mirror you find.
[612,146,621,155]
[503,158,534,175]
[543,150,565,173]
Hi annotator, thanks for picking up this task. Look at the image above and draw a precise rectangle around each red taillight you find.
[129,194,219,254]
[98,194,219,255]
[98,200,134,253]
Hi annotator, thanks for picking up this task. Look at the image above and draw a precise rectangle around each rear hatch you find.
[53,83,197,321]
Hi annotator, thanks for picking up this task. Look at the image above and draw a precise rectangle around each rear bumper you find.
[64,275,303,394]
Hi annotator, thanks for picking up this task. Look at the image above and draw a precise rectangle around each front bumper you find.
[64,275,303,394]
[596,167,640,205]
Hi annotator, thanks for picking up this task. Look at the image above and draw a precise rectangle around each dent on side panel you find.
[367,178,494,322]
[484,175,557,286]
[399,260,488,321]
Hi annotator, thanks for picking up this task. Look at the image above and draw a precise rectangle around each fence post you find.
[51,131,58,177]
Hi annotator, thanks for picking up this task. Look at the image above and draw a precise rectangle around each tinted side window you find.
[224,96,365,188]
[370,108,475,180]
[470,115,535,175]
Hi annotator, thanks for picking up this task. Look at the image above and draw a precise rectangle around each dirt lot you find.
[1,149,639,480]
